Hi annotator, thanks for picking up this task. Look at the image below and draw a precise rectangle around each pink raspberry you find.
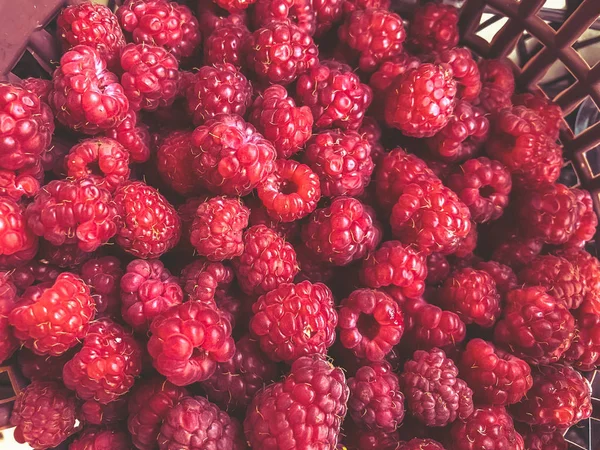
[20,78,52,104]
[449,406,524,450]
[156,130,201,196]
[70,428,132,450]
[435,47,481,101]
[556,248,600,314]
[476,59,515,114]
[253,0,316,36]
[204,23,250,69]
[0,196,38,270]
[246,196,300,240]
[79,256,123,317]
[105,109,151,164]
[0,272,18,364]
[409,2,459,53]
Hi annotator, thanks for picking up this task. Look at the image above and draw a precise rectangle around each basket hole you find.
[564,418,590,450]
[559,160,580,188]
[475,8,509,44]
[0,371,15,405]
[573,28,600,67]
[509,34,543,69]
[582,146,600,179]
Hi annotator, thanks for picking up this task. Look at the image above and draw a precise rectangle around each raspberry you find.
[244,354,349,449]
[341,0,390,15]
[49,45,129,134]
[117,0,201,61]
[347,361,405,431]
[510,364,592,429]
[156,130,201,196]
[295,242,335,283]
[398,439,445,450]
[426,253,450,286]
[453,224,478,259]
[476,59,515,114]
[341,427,403,450]
[181,259,234,302]
[106,109,151,163]
[191,114,277,196]
[566,188,598,248]
[57,3,125,71]
[513,93,562,139]
[80,396,128,425]
[338,8,406,72]
[408,2,459,53]
[249,84,313,159]
[246,196,300,240]
[250,280,337,362]
[486,106,563,188]
[257,159,321,222]
[358,117,386,165]
[302,196,382,266]
[79,256,123,318]
[10,381,78,449]
[519,426,568,450]
[201,334,278,411]
[489,223,543,269]
[18,348,75,382]
[127,377,188,450]
[296,61,373,131]
[401,348,474,427]
[247,20,319,85]
[0,272,18,363]
[435,47,481,101]
[204,23,250,69]
[385,63,457,138]
[9,273,95,356]
[185,64,252,126]
[314,0,343,36]
[114,181,181,258]
[449,406,524,450]
[20,78,52,104]
[253,0,316,35]
[158,396,245,449]
[473,260,517,294]
[40,242,91,269]
[561,310,600,371]
[477,84,513,115]
[493,287,575,365]
[70,428,131,450]
[555,248,600,314]
[0,196,38,270]
[148,301,235,385]
[197,0,249,35]
[0,163,43,201]
[216,0,257,12]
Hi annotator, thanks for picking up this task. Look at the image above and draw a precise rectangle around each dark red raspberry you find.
[358,117,386,165]
[314,0,343,36]
[409,2,459,53]
[120,259,183,332]
[341,427,403,450]
[253,0,316,35]
[10,381,78,449]
[79,256,123,318]
[513,93,561,139]
[80,396,128,425]
[57,3,125,71]
[426,253,451,286]
[453,223,478,259]
[159,396,245,449]
[148,301,235,385]
[511,364,592,429]
[398,439,445,450]
[246,196,300,240]
[562,309,600,371]
[201,334,278,411]
[434,47,481,101]
[156,130,201,196]
[18,348,75,382]
[191,114,277,196]
[127,377,189,450]
[117,0,201,61]
[0,272,18,364]
[519,426,568,450]
[475,59,515,114]
[385,63,456,138]
[20,77,52,103]
[70,428,131,450]
[295,242,335,283]
[494,287,575,365]
[106,109,151,164]
[0,164,43,201]
[204,22,250,68]
[473,260,517,295]
[114,181,181,258]
[49,45,129,134]
[247,20,319,85]
[0,196,38,270]
[250,280,337,362]
[402,348,474,427]
[566,188,598,248]
[39,241,92,269]
[296,61,373,131]
[245,354,349,449]
[489,222,543,269]
[486,106,563,188]
[257,159,321,222]
[181,259,234,302]
[449,406,524,450]
[555,248,600,314]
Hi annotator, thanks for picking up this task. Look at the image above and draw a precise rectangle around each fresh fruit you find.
[409,2,459,53]
[79,256,123,317]
[69,428,131,450]
[449,406,524,450]
[0,272,18,364]
[252,0,316,36]
[204,23,250,68]
[0,196,38,269]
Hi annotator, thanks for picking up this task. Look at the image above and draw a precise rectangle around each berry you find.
[561,309,600,371]
[435,47,481,101]
[473,260,517,295]
[398,439,445,450]
[216,0,257,12]
[253,0,316,35]
[493,287,575,365]
[246,196,300,240]
[0,164,43,201]
[180,259,234,303]
[513,93,562,140]
[475,59,515,114]
[18,348,75,382]
[156,130,201,196]
[449,406,524,450]
[555,248,600,314]
[10,381,78,450]
[0,196,38,270]
[358,117,386,165]
[519,426,568,450]
[408,2,459,53]
[79,256,123,317]
[401,348,474,427]
[196,0,249,34]
[80,396,128,425]
[566,188,598,248]
[70,428,131,450]
[40,242,91,269]
[295,242,335,283]
[0,272,18,363]
[114,181,181,258]
[204,23,250,69]
[20,78,52,104]
[426,253,451,286]
[489,223,543,270]
[314,0,344,36]
[341,427,403,450]
[106,109,151,163]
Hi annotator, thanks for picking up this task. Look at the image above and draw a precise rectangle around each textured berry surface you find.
[409,3,459,53]
[519,426,568,450]
[204,23,250,69]
[435,47,481,101]
[156,130,200,196]
[369,53,421,116]
[180,259,234,303]
[106,109,151,164]
[426,253,451,286]
[474,260,517,294]
[79,397,127,425]
[10,262,60,295]
[39,242,91,269]
[0,272,18,363]
[0,197,38,269]
[253,0,316,36]
[513,92,562,140]
[79,256,123,317]
[69,428,131,450]
[562,310,600,371]
[489,223,543,270]
[449,406,524,450]
[567,188,598,248]
[0,164,43,202]
[398,439,445,450]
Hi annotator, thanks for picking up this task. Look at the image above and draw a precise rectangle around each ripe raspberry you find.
[477,84,513,115]
[114,181,181,258]
[250,280,337,362]
[181,259,234,302]
[201,335,278,411]
[338,8,406,72]
[117,0,201,61]
[148,301,235,385]
[295,242,335,283]
[257,159,321,222]
[253,0,316,34]
[70,428,131,450]
[434,47,481,101]
[476,59,515,114]
[156,130,201,196]
[562,310,600,371]
[0,272,18,364]
[296,61,373,131]
[0,164,43,201]
[80,396,128,425]
[40,242,92,269]
[197,0,249,35]
[0,196,38,270]
[519,426,568,450]
[79,256,123,317]
[20,78,52,103]
[302,196,381,266]
[106,109,151,164]
[10,381,78,449]
[341,0,390,15]
[555,248,600,314]
[511,364,592,429]
[358,117,385,164]
[486,106,563,188]
[204,23,250,69]
[216,0,257,12]
[494,287,575,365]
[449,406,524,450]
[191,114,277,196]
[402,348,474,427]
[57,3,125,71]
[314,0,343,36]
[409,2,459,53]
[245,354,349,449]
[513,93,561,139]
[127,377,188,450]
[341,427,403,450]
[18,348,75,382]
[566,188,598,248]
[49,45,129,134]
[385,63,457,138]
[453,223,477,259]
[398,439,445,450]
[426,253,450,286]
[489,223,543,269]
[473,260,517,294]
[246,195,300,240]
[159,396,245,449]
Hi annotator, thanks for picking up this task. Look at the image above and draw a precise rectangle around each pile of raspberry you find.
[1,1,597,449]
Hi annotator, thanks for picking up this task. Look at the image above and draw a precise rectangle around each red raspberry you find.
[117,0,201,61]
[476,59,515,114]
[0,196,38,270]
[18,348,75,382]
[79,256,123,317]
[519,426,568,450]
[70,428,131,450]
[49,45,129,134]
[197,0,249,35]
[120,259,183,332]
[204,22,250,69]
[250,280,337,362]
[494,287,575,365]
[473,260,517,294]
[191,114,277,196]
[181,259,234,302]
[511,364,592,429]
[453,223,478,259]
[338,8,406,72]
[156,130,201,196]
[0,164,43,201]
[245,354,349,449]
[409,2,459,53]
[434,47,481,101]
[513,93,561,139]
[148,301,235,385]
[127,377,188,450]
[296,61,373,131]
[459,338,532,405]
[216,0,257,12]
[0,272,18,364]
[314,0,343,36]
[486,106,563,188]
[253,0,316,36]
[561,310,600,371]
[201,335,278,411]
[358,117,386,165]
[449,406,524,450]
[39,242,92,269]
[385,64,457,138]
[80,396,128,425]
[555,248,600,314]
[426,253,451,286]
[257,159,321,222]
[114,181,181,258]
[477,84,513,115]
[57,3,125,71]
[158,396,245,449]
[341,427,403,450]
[398,439,445,450]
[402,348,474,427]
[10,381,78,449]
[302,196,382,266]
[566,188,598,248]
[106,109,151,163]
[295,242,335,283]
[20,78,52,104]
[246,196,300,240]
[341,0,390,15]
[489,223,543,269]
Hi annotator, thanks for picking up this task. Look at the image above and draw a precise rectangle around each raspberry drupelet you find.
[70,428,132,450]
[79,256,123,318]
[204,23,250,69]
[408,2,459,53]
[253,0,316,35]
[0,272,18,364]
[156,130,201,196]
[435,47,481,101]
[106,109,151,164]
[449,406,524,450]
[0,196,38,270]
